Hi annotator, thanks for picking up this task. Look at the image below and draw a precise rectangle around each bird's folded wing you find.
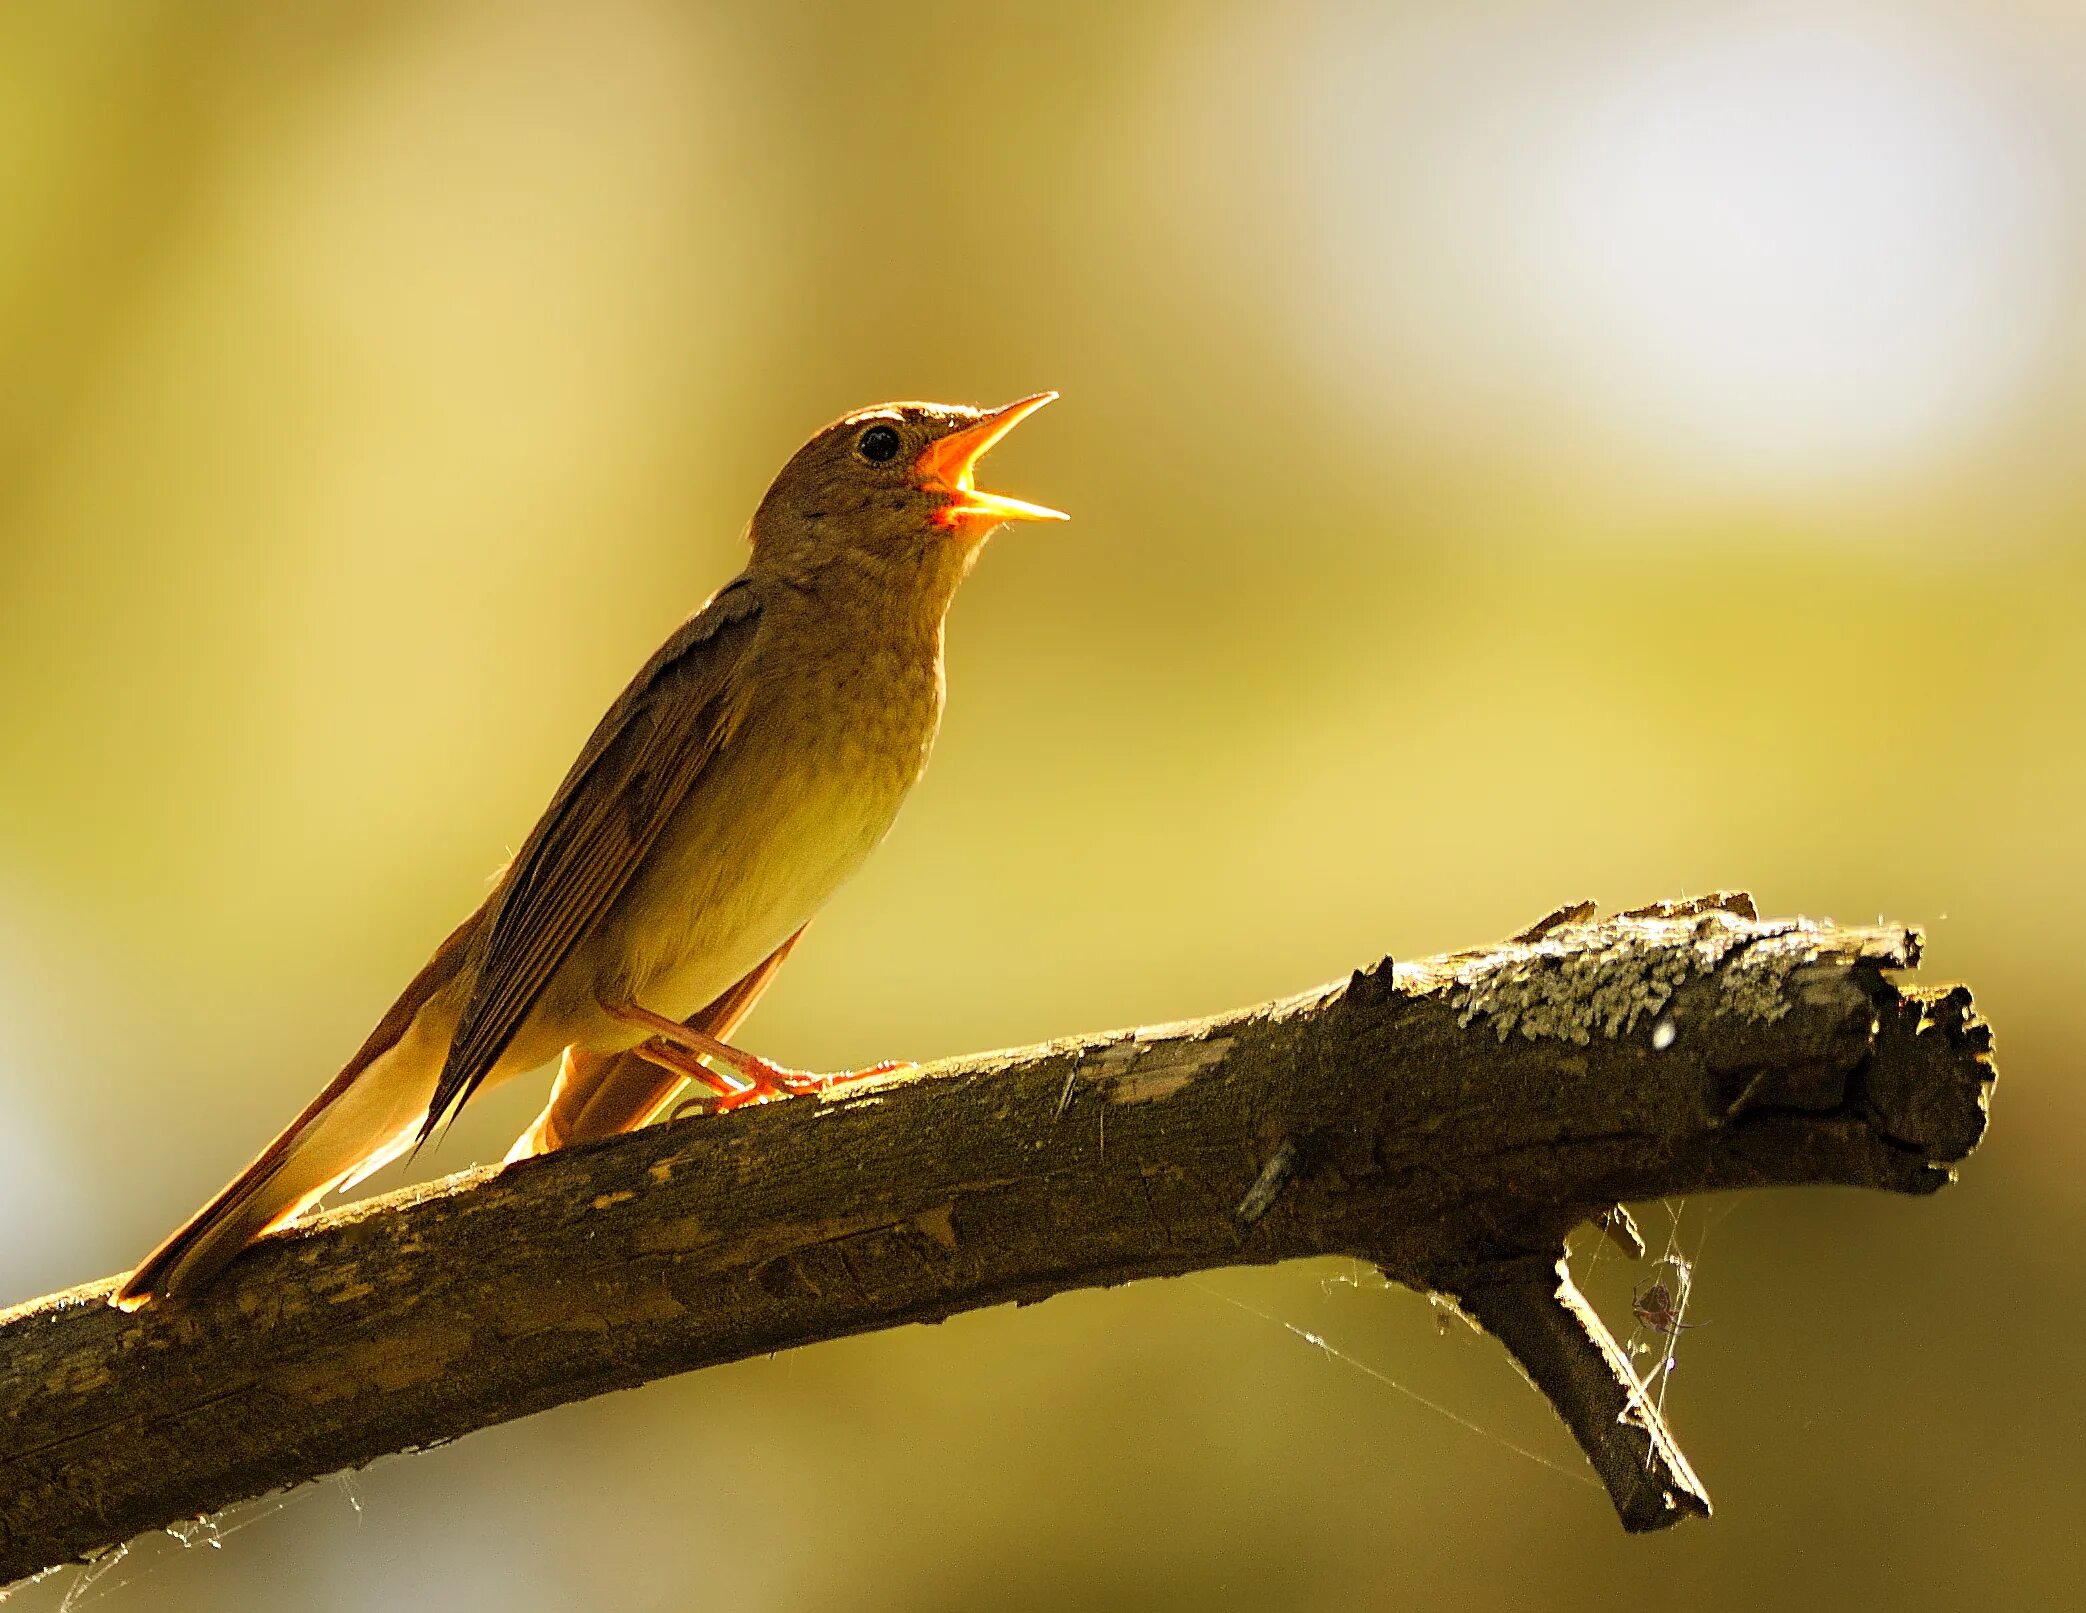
[422,576,765,1136]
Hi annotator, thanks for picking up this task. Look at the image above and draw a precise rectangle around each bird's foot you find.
[603,1000,912,1117]
[708,1056,913,1113]
[666,1057,910,1119]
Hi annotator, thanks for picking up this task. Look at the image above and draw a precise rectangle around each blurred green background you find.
[2,0,2080,1607]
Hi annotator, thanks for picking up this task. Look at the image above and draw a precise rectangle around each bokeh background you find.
[2,0,2081,1608]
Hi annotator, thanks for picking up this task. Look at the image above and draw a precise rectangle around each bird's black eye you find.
[855,423,903,464]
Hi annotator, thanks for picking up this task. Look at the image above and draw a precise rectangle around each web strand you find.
[1191,1279,1600,1490]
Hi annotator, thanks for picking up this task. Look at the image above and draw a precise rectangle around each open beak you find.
[917,392,1068,529]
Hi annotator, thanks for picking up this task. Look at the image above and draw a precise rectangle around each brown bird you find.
[115,393,1064,1307]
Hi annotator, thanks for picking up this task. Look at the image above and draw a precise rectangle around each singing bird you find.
[115,393,1064,1307]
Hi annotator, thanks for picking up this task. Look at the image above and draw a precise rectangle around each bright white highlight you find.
[1164,5,2070,500]
[1517,15,2061,483]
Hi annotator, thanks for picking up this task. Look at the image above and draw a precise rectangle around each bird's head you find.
[749,394,1065,595]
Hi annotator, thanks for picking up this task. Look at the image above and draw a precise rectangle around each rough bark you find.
[0,894,1994,1581]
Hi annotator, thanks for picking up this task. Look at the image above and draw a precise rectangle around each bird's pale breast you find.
[562,632,944,1043]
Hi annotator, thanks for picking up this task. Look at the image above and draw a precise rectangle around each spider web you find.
[1576,1196,1737,1452]
[1190,1199,1740,1495]
[1192,1268,1601,1491]
[1,1471,371,1611]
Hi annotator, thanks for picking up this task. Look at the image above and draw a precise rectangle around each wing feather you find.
[420,576,764,1136]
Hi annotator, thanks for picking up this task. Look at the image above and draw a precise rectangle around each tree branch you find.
[0,894,1994,1581]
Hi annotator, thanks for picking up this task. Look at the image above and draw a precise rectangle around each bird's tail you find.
[113,915,479,1308]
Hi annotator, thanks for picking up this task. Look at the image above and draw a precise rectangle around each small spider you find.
[1631,1275,1705,1337]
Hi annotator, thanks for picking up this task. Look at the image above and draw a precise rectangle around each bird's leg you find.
[621,1034,748,1115]
[602,1000,911,1113]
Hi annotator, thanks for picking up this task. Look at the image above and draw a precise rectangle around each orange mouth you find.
[915,393,1068,529]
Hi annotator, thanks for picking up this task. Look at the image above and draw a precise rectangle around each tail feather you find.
[114,912,480,1307]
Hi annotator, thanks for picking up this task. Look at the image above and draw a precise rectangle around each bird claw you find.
[614,1004,913,1118]
[701,1057,912,1113]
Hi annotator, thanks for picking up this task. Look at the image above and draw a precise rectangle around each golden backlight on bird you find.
[917,392,1069,530]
